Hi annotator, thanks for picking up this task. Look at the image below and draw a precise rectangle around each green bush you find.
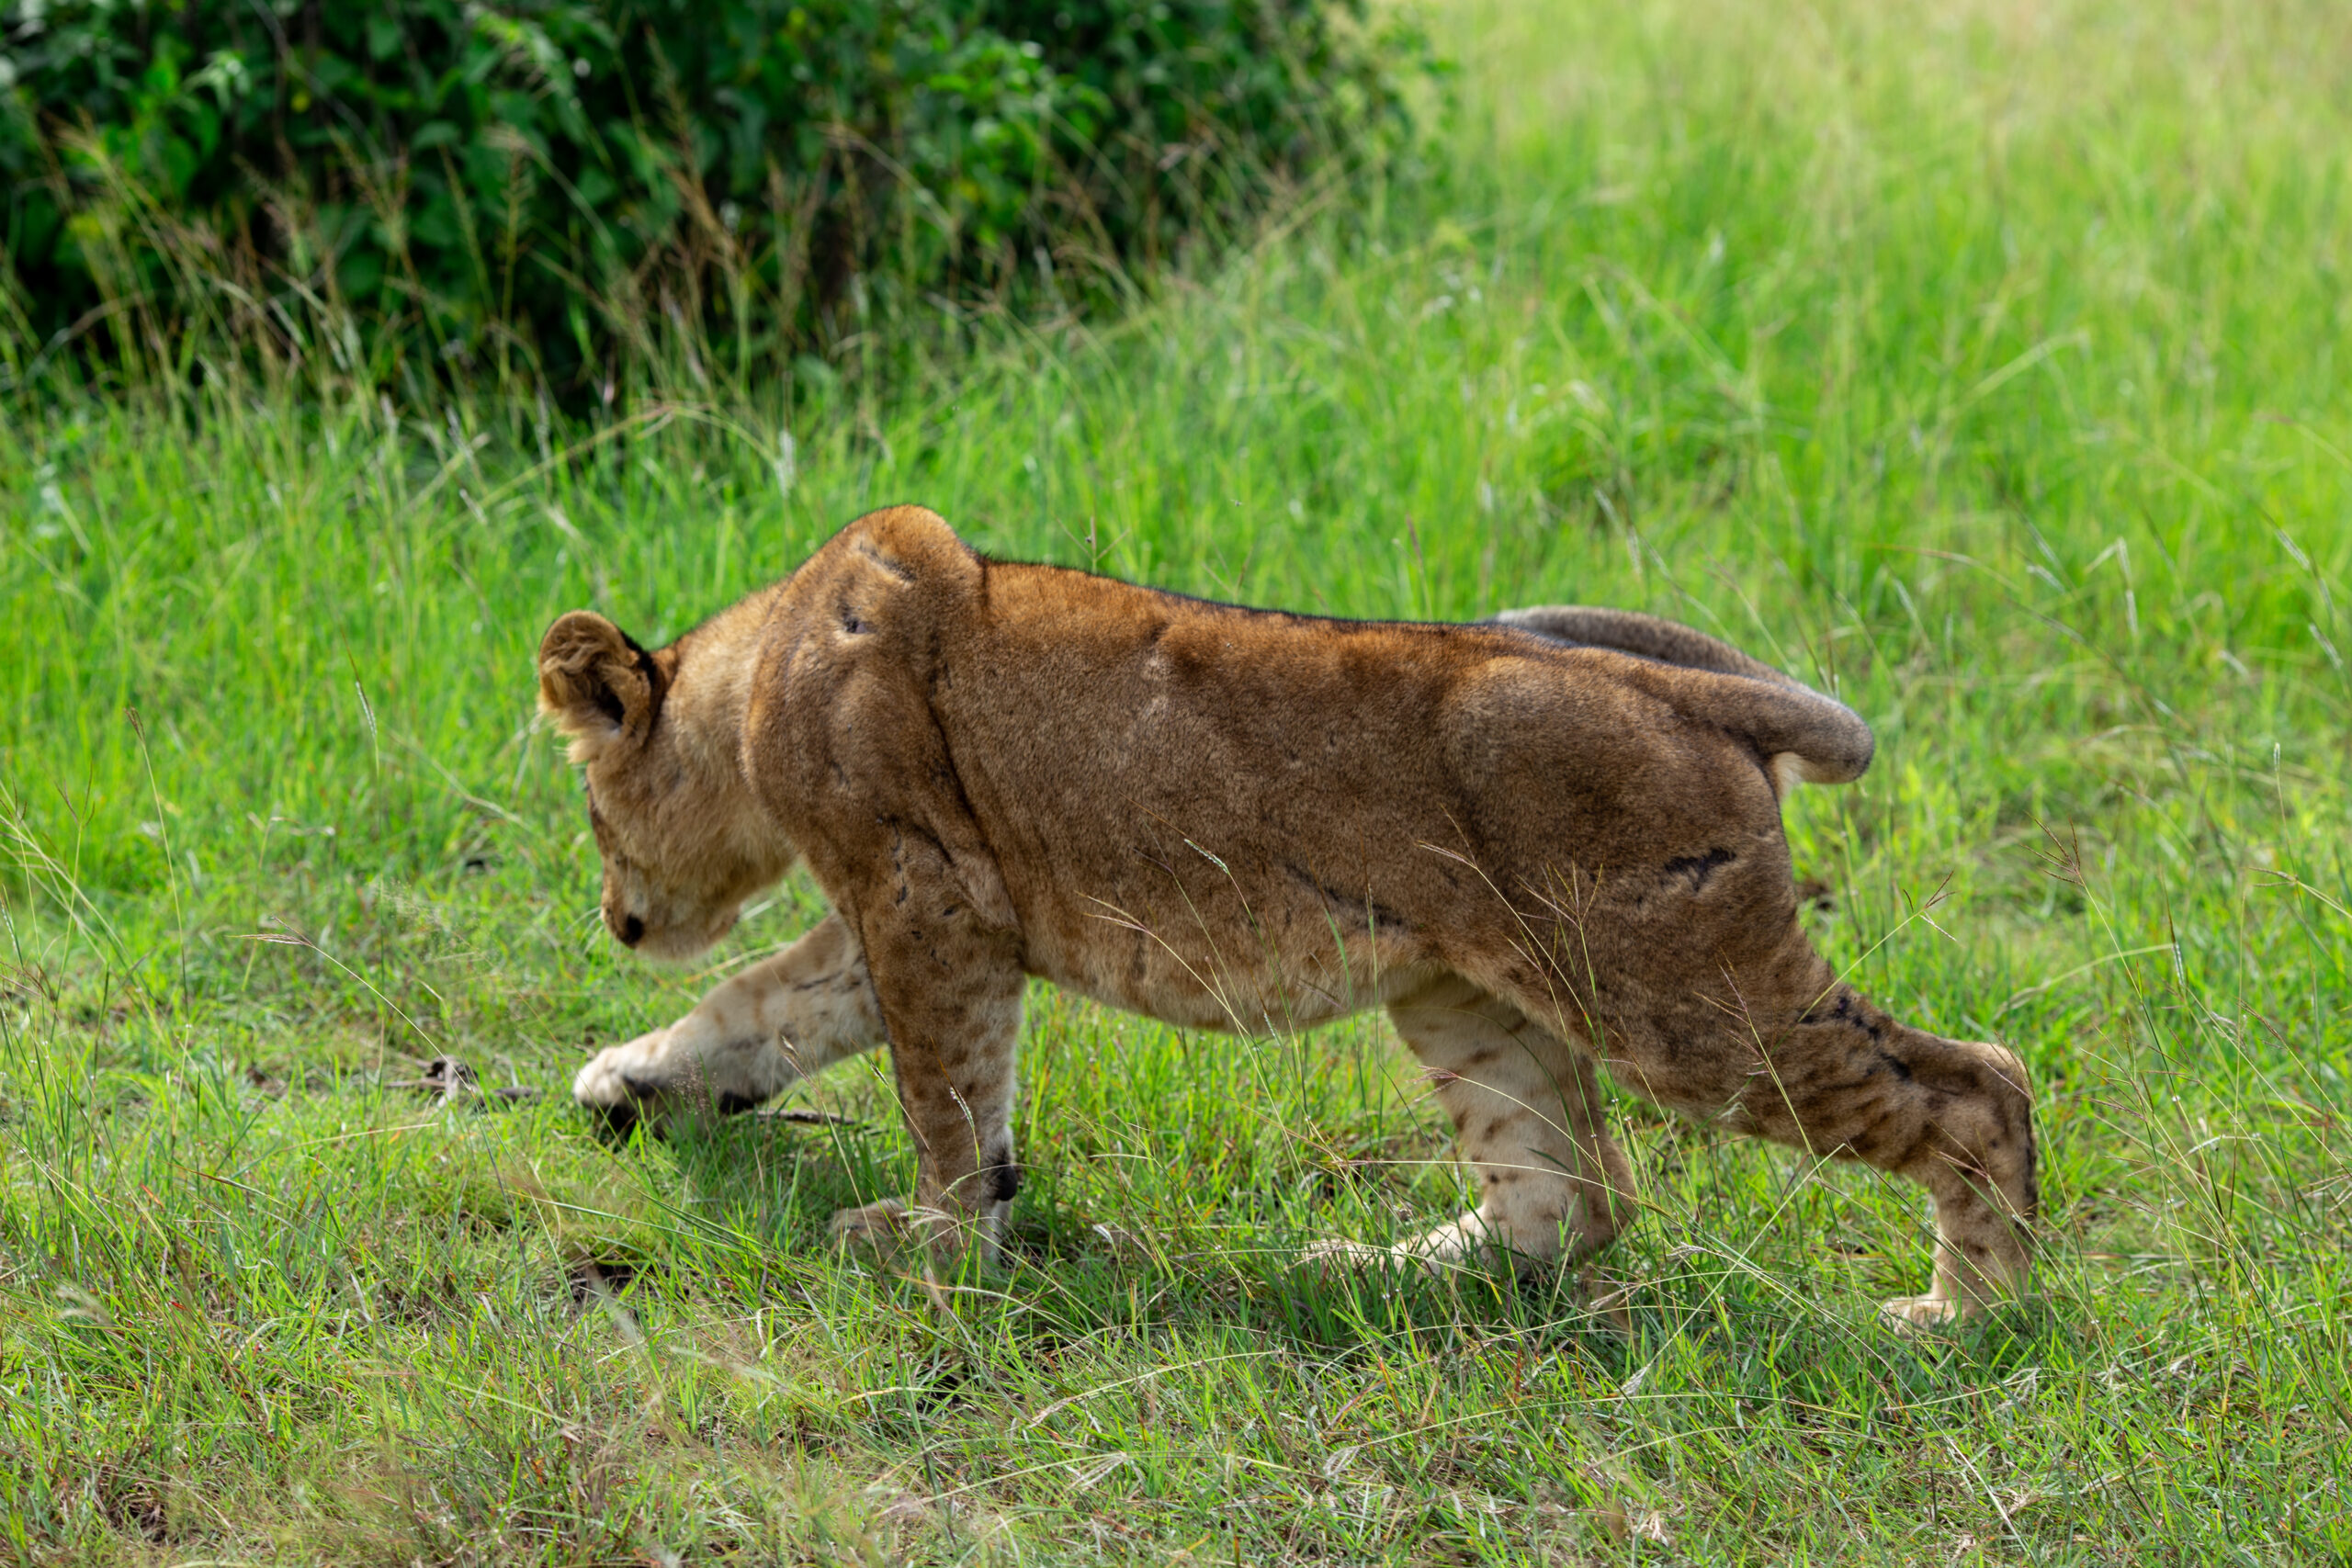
[0,0,1422,396]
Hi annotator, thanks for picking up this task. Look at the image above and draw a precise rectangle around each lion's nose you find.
[619,914,646,947]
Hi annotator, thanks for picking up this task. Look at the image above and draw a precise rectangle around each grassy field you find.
[6,0,2352,1559]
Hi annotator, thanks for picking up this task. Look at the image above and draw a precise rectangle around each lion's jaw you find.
[585,775,774,961]
[545,604,797,963]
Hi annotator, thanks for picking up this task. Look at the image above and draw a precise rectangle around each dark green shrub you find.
[0,0,1423,396]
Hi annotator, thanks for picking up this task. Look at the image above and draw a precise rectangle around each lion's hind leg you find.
[1828,1028,2038,1328]
[1651,984,2038,1327]
[1308,972,1634,1280]
[573,912,884,1130]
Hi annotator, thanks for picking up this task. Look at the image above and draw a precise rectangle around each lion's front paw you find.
[829,1199,912,1250]
[572,1030,678,1138]
[1879,1293,1965,1332]
[832,1200,1010,1278]
[572,1029,671,1108]
[1582,1270,1637,1337]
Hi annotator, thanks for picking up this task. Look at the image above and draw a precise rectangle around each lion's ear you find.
[538,611,662,751]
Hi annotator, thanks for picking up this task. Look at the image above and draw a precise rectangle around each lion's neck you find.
[663,595,771,797]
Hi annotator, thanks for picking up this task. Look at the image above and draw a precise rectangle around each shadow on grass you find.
[581,1098,2098,1410]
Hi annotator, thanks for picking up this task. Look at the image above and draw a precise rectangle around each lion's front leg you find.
[829,840,1026,1273]
[573,912,884,1129]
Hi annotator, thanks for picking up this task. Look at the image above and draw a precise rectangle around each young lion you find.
[543,505,2035,1326]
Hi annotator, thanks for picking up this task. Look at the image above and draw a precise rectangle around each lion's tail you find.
[1490,604,1874,787]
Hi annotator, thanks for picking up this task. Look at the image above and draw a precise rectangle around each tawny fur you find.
[543,506,2036,1326]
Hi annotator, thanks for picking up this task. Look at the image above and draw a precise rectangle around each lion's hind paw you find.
[1298,1236,1442,1280]
[1879,1293,1966,1333]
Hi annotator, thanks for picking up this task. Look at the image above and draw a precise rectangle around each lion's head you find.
[537,609,794,961]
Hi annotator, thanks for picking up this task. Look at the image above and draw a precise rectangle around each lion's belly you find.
[1016,887,1431,1034]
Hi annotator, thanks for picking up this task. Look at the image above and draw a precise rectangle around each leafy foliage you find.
[0,0,1421,393]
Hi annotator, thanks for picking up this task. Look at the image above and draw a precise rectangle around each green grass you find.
[6,0,2352,1559]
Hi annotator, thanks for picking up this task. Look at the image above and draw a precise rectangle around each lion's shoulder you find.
[825,505,980,584]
